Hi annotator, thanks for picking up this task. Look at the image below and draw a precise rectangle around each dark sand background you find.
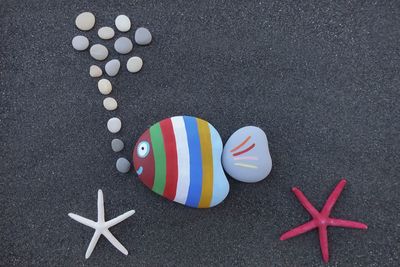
[1,0,399,266]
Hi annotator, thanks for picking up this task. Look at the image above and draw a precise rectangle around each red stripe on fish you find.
[134,129,155,189]
[159,118,178,200]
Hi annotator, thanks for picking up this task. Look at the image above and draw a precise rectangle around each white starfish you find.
[68,189,135,259]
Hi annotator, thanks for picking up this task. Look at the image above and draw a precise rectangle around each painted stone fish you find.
[133,116,272,208]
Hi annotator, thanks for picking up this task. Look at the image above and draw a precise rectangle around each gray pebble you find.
[114,37,133,54]
[116,158,131,173]
[105,59,120,77]
[111,139,124,152]
[134,27,152,45]
[72,35,89,51]
[90,44,108,61]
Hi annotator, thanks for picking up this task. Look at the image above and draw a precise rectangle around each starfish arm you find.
[292,187,320,218]
[321,179,347,217]
[98,189,105,223]
[105,210,135,228]
[280,220,317,240]
[68,213,97,229]
[85,230,101,259]
[102,229,128,255]
[318,226,329,263]
[329,218,368,229]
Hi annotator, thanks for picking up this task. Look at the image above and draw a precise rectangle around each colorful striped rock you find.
[132,116,272,208]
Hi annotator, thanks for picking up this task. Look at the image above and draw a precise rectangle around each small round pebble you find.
[111,139,124,152]
[114,37,133,54]
[98,26,115,40]
[126,56,143,73]
[105,59,121,77]
[90,44,108,61]
[116,157,130,173]
[115,15,131,32]
[103,97,118,111]
[98,79,112,95]
[135,27,152,45]
[72,35,89,51]
[107,117,122,133]
[89,65,102,77]
[75,12,95,31]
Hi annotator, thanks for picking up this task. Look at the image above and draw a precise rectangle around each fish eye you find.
[137,141,150,158]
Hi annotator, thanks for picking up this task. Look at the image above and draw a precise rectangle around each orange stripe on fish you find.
[197,118,214,208]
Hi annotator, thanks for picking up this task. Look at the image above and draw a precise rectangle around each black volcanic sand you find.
[1,1,399,266]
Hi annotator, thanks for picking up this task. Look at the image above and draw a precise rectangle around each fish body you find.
[133,116,229,208]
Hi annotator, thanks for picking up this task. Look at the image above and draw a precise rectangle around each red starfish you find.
[280,179,367,263]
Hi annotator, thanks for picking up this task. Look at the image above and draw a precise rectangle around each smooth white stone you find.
[98,27,115,40]
[111,139,124,152]
[115,15,131,32]
[98,79,112,95]
[107,117,122,133]
[72,35,89,51]
[90,44,108,61]
[105,59,120,77]
[126,57,143,73]
[103,97,118,111]
[89,65,102,77]
[75,12,95,31]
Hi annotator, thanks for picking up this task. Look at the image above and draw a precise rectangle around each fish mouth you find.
[136,166,143,175]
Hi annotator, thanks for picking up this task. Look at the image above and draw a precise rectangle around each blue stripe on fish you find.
[183,116,203,207]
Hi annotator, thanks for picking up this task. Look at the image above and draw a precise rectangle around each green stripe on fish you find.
[150,123,166,195]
